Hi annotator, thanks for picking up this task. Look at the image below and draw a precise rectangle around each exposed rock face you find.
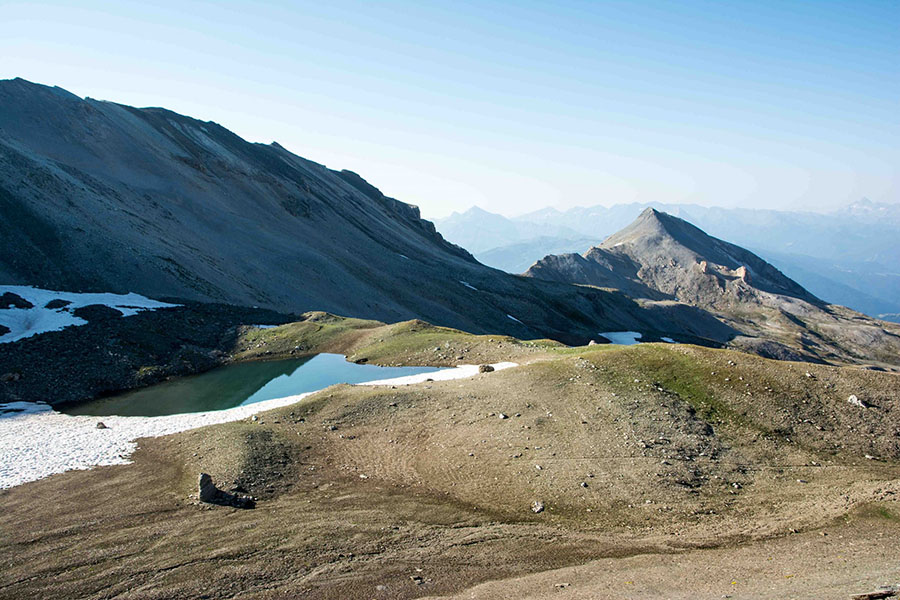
[72,304,124,322]
[0,78,732,346]
[526,209,900,368]
[0,292,32,309]
[198,473,255,509]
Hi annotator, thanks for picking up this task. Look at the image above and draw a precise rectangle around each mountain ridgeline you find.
[526,208,900,367]
[0,78,728,346]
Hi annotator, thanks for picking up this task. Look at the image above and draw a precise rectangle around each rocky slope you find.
[435,202,900,322]
[526,209,900,368]
[0,78,724,345]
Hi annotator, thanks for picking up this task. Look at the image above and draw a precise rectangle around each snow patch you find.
[459,281,479,291]
[0,361,517,489]
[599,331,642,345]
[506,314,525,325]
[252,324,279,329]
[0,286,178,344]
[661,337,676,343]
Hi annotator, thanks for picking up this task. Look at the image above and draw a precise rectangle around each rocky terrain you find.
[0,78,729,346]
[526,209,900,369]
[435,201,900,322]
[1,318,898,599]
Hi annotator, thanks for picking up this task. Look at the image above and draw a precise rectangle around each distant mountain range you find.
[434,201,900,322]
[526,208,900,367]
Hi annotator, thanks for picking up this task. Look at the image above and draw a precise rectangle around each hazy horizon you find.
[4,1,897,219]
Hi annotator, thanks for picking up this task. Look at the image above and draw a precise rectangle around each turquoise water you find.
[64,353,443,417]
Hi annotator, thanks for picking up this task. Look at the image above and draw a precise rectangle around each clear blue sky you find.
[2,0,897,218]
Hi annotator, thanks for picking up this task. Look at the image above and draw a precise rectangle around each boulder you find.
[198,473,255,508]
[45,299,72,309]
[478,364,495,373]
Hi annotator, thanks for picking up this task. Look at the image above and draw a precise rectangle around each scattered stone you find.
[478,364,495,373]
[198,473,255,508]
[95,421,108,429]
[1,372,21,382]
[588,340,598,346]
[498,413,508,419]
[580,482,588,488]
[531,500,544,513]
[326,425,338,431]
[848,394,868,408]
[251,415,259,421]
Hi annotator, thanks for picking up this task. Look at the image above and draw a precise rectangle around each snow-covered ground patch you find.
[0,361,517,489]
[507,314,525,325]
[362,361,516,386]
[661,337,676,343]
[459,280,478,291]
[252,324,279,329]
[0,285,178,344]
[599,331,643,345]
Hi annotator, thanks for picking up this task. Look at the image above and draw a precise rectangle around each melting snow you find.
[0,362,517,489]
[0,286,178,344]
[599,331,643,345]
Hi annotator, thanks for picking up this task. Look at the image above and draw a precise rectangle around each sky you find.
[2,0,898,218]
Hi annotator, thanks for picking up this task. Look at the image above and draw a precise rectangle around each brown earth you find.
[1,323,898,599]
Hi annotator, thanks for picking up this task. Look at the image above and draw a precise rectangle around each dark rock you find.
[1,372,21,382]
[478,364,495,373]
[73,304,124,322]
[0,325,9,337]
[198,473,255,508]
[850,590,897,600]
[95,421,108,429]
[0,292,32,309]
[45,299,72,309]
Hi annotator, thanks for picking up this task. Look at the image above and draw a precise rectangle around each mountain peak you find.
[528,209,820,308]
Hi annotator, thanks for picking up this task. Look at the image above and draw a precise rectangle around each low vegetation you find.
[1,315,897,598]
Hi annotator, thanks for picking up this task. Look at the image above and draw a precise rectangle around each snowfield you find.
[599,331,643,345]
[0,285,178,344]
[0,362,517,489]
